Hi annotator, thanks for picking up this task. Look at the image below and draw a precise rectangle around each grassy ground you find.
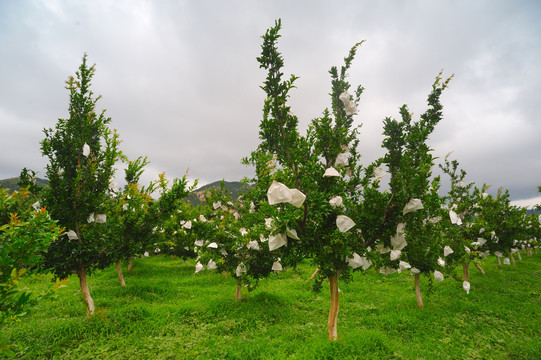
[2,254,540,359]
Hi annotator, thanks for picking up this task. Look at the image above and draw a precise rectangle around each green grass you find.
[2,255,541,359]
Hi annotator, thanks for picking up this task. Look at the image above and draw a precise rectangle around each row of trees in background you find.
[1,20,540,342]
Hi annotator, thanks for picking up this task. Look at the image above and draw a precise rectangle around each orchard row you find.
[1,20,539,341]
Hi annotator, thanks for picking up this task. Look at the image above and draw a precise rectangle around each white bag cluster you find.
[329,196,344,208]
[391,223,407,251]
[267,181,306,208]
[463,281,470,294]
[286,228,299,240]
[324,167,340,177]
[339,91,358,116]
[247,240,260,250]
[236,263,247,277]
[207,259,217,270]
[434,270,444,282]
[398,261,411,272]
[449,210,463,225]
[269,234,287,251]
[443,245,454,257]
[334,153,349,167]
[271,260,282,272]
[336,215,355,233]
[346,253,372,270]
[390,250,401,261]
[82,143,90,157]
[265,182,303,270]
[403,198,423,215]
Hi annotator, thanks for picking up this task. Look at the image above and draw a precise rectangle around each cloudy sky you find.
[1,0,540,207]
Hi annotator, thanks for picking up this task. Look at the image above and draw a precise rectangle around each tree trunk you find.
[517,250,522,261]
[310,267,320,280]
[415,273,424,309]
[510,253,516,265]
[474,262,485,275]
[127,257,134,272]
[497,256,502,268]
[235,277,242,300]
[535,247,538,255]
[463,262,470,282]
[77,265,95,317]
[327,274,340,341]
[116,261,126,287]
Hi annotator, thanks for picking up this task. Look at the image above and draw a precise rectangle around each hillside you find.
[0,177,49,192]
[185,180,246,205]
[0,176,245,205]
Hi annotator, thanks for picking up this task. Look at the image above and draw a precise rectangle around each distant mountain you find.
[185,180,247,205]
[0,176,245,205]
[0,177,49,192]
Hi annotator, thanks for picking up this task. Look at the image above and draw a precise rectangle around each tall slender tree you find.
[40,54,122,316]
[376,73,453,308]
[246,20,369,340]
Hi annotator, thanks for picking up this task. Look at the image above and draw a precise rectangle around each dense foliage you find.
[0,188,61,325]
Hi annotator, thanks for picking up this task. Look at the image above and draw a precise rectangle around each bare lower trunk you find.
[310,267,320,280]
[415,273,424,309]
[116,261,126,287]
[235,278,242,300]
[510,253,516,265]
[474,262,485,275]
[77,266,95,317]
[497,256,502,269]
[127,257,134,272]
[526,248,532,257]
[535,248,538,255]
[463,262,470,282]
[517,251,522,261]
[327,274,340,341]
